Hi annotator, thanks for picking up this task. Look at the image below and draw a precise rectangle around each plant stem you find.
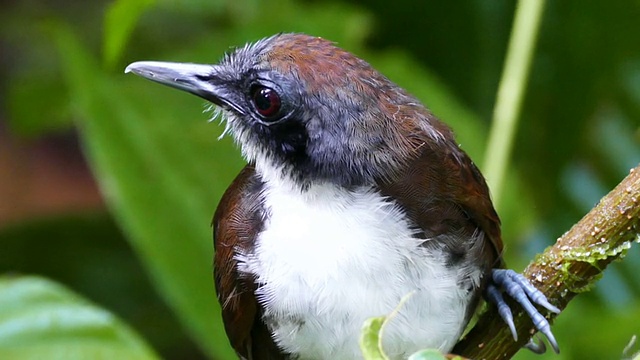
[483,0,546,208]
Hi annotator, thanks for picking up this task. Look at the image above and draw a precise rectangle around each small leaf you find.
[0,275,159,360]
[360,292,417,360]
[407,349,448,360]
[360,316,388,360]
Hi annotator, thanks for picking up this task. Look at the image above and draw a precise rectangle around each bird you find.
[126,33,560,360]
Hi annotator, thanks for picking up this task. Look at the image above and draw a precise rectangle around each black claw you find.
[487,269,561,354]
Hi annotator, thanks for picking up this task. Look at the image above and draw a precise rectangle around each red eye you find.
[251,86,281,119]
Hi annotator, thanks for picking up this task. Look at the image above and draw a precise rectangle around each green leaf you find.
[103,0,156,68]
[6,73,72,137]
[51,23,237,359]
[360,292,418,360]
[0,276,159,360]
[407,349,449,360]
[360,316,388,360]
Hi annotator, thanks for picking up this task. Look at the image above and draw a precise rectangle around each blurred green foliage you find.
[0,0,639,359]
[0,276,159,359]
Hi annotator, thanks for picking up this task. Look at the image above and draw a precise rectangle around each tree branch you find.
[453,164,640,359]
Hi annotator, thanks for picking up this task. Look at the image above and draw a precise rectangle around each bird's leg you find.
[485,269,561,353]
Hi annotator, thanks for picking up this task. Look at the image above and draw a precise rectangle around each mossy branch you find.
[452,164,640,359]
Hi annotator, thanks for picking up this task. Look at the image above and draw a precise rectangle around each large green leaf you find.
[51,24,238,359]
[0,276,158,360]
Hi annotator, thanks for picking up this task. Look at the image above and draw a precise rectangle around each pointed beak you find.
[125,61,238,111]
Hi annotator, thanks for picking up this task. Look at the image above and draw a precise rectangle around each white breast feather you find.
[235,168,477,360]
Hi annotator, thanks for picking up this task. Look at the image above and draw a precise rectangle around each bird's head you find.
[126,33,451,188]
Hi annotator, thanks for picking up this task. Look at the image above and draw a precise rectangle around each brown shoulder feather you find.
[213,165,286,359]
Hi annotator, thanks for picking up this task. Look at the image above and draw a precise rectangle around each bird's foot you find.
[485,269,561,354]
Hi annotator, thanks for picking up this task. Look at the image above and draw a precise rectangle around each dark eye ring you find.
[250,85,282,120]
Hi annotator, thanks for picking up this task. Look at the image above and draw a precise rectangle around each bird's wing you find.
[377,139,504,268]
[213,165,284,359]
